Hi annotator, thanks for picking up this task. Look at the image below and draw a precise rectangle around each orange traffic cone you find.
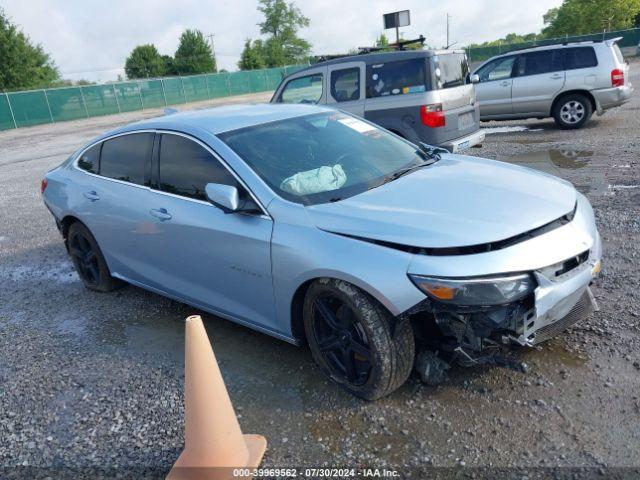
[167,315,267,480]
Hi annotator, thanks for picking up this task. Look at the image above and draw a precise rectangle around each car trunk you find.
[419,52,479,144]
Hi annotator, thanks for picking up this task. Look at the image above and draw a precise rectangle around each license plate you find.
[456,140,470,151]
[458,112,474,130]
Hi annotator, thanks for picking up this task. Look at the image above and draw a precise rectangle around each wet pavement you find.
[1,61,639,477]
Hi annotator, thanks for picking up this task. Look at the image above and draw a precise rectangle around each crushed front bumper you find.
[508,234,602,346]
[415,241,602,352]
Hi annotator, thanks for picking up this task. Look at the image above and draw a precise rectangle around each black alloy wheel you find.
[312,294,373,386]
[303,278,415,400]
[67,222,123,292]
[69,231,100,286]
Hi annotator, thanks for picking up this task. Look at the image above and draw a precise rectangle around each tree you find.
[376,33,389,48]
[542,0,640,37]
[238,39,266,70]
[124,44,165,79]
[174,29,216,74]
[162,55,178,76]
[256,0,311,66]
[0,8,59,91]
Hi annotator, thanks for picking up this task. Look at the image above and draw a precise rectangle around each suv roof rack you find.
[495,38,605,55]
[313,35,427,63]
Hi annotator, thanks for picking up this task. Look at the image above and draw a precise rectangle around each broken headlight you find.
[409,273,535,306]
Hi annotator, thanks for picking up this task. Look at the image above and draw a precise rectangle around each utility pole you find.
[446,13,451,48]
[206,33,217,68]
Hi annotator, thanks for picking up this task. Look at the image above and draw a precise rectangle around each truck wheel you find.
[303,278,414,400]
[553,94,592,129]
[67,222,123,292]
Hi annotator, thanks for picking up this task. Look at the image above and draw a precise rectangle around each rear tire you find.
[67,222,123,292]
[553,93,592,129]
[303,278,415,400]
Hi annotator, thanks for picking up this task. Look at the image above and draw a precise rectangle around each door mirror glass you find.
[469,74,480,84]
[205,183,239,213]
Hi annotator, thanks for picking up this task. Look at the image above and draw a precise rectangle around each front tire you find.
[67,222,122,292]
[553,94,592,129]
[303,279,414,400]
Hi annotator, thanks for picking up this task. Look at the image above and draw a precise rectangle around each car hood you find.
[306,154,577,249]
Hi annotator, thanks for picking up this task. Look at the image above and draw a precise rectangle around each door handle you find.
[83,190,100,201]
[550,74,563,80]
[500,81,511,87]
[149,208,172,221]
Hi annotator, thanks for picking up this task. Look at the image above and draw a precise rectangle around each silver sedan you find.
[42,104,602,399]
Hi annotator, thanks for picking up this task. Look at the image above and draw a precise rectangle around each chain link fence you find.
[0,64,308,131]
[466,27,640,64]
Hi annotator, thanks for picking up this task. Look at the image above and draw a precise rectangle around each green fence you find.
[466,27,640,63]
[0,64,308,131]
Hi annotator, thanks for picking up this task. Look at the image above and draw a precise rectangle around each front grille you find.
[533,290,594,344]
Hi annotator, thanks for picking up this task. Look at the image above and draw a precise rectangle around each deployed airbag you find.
[280,164,347,195]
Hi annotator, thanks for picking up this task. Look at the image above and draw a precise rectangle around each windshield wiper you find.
[381,160,435,185]
[419,142,449,161]
[372,143,447,190]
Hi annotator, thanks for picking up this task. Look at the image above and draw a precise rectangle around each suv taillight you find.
[40,178,48,194]
[420,104,446,128]
[611,69,624,87]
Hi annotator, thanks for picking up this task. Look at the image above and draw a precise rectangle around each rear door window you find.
[434,53,469,88]
[99,133,153,185]
[366,59,427,98]
[279,74,323,104]
[517,49,564,76]
[78,143,101,174]
[476,56,516,82]
[158,134,237,201]
[330,68,360,102]
[564,47,598,70]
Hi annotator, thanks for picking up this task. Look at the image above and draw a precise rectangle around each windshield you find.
[218,112,427,205]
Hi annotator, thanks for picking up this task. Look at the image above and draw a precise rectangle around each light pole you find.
[206,33,217,68]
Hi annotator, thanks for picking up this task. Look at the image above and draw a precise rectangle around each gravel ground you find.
[1,62,639,479]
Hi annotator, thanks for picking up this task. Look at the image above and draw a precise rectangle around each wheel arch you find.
[289,273,402,344]
[550,90,596,117]
[60,215,86,247]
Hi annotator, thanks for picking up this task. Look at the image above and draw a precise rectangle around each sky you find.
[1,0,562,82]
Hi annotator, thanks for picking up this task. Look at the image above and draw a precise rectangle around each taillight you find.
[40,178,48,194]
[611,69,624,87]
[420,103,446,128]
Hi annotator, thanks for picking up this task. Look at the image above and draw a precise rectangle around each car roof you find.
[295,49,466,71]
[121,103,332,135]
[484,39,610,60]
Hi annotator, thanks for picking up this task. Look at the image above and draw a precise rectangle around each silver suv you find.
[271,50,485,153]
[472,38,633,129]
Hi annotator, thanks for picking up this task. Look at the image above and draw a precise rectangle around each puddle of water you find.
[482,126,543,134]
[503,149,611,196]
[506,149,594,170]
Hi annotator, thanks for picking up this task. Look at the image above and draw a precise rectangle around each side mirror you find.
[470,74,480,84]
[205,183,239,213]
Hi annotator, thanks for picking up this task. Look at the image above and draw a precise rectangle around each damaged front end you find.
[406,250,600,372]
